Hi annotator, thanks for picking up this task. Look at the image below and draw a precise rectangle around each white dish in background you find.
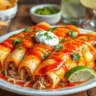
[0,28,96,96]
[0,3,18,22]
[30,4,62,24]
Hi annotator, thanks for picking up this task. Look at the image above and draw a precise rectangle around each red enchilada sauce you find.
[0,73,77,89]
[0,73,32,88]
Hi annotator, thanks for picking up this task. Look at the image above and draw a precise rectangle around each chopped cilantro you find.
[68,30,77,38]
[34,29,39,32]
[82,46,88,52]
[60,38,67,43]
[55,44,63,52]
[47,36,53,39]
[24,27,31,32]
[48,27,58,32]
[39,33,44,36]
[12,39,21,45]
[42,53,50,59]
[12,39,22,49]
[40,32,52,39]
[44,32,52,39]
[44,32,48,36]
[72,52,80,61]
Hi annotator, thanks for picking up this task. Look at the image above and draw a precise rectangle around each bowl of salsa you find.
[30,4,62,24]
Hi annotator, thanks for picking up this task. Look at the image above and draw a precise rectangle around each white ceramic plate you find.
[0,28,96,96]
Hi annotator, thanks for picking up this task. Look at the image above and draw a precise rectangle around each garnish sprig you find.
[72,52,80,61]
[55,44,63,52]
[12,39,22,49]
[68,30,77,38]
[42,52,50,59]
[24,27,31,32]
[48,27,58,32]
[60,38,67,43]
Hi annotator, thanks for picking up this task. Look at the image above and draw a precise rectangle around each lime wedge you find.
[65,66,96,83]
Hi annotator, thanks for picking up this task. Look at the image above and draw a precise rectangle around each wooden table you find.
[0,4,96,96]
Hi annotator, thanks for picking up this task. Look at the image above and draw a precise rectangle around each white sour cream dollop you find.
[35,30,59,46]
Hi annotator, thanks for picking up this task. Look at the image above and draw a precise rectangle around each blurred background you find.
[0,0,93,35]
[18,0,60,4]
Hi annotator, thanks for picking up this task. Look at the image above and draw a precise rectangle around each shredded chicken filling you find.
[20,68,32,86]
[7,62,18,78]
[33,76,52,89]
[5,62,24,83]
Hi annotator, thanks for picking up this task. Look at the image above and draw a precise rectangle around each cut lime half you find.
[65,66,96,83]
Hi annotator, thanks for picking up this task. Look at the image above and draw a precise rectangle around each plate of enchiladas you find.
[0,22,96,96]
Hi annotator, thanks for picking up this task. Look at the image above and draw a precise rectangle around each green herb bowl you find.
[30,4,62,24]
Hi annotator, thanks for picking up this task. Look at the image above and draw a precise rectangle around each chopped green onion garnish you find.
[47,36,53,39]
[72,52,80,61]
[44,32,48,36]
[12,39,21,45]
[68,30,77,38]
[60,38,67,43]
[44,32,53,39]
[48,27,58,32]
[42,53,50,59]
[24,27,31,32]
[55,44,63,52]
[34,29,39,32]
[82,46,88,52]
[39,33,44,36]
[12,39,22,49]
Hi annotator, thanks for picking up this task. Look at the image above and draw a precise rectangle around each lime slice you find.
[65,66,96,83]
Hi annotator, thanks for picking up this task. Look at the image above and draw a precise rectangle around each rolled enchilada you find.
[4,36,34,82]
[19,44,53,86]
[0,32,28,71]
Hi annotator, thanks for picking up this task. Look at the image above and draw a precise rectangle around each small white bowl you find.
[30,4,62,24]
[0,3,18,22]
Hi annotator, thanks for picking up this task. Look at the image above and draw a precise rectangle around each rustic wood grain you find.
[67,91,88,96]
[87,87,96,96]
[0,88,88,96]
